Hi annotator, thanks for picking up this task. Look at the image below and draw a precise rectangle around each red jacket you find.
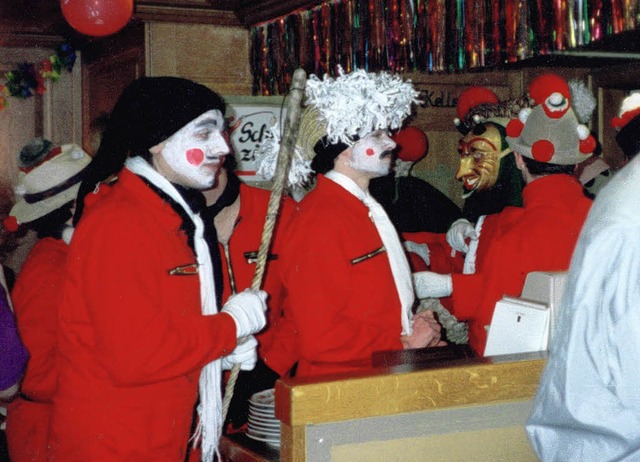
[450,175,592,355]
[279,175,404,377]
[48,169,237,461]
[6,238,66,462]
[218,183,297,376]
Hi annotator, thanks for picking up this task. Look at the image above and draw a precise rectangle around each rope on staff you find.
[220,67,308,428]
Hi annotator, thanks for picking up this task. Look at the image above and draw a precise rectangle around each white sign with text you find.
[225,96,287,184]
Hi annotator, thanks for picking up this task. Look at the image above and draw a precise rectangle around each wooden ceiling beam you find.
[233,0,324,26]
[0,33,65,48]
[135,3,243,27]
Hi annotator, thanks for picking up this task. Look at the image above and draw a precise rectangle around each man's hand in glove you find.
[413,271,453,299]
[446,218,477,253]
[221,289,268,339]
[222,335,258,371]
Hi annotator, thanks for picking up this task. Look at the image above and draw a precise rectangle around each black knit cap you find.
[616,113,640,161]
[310,134,361,175]
[107,76,225,159]
[74,76,226,224]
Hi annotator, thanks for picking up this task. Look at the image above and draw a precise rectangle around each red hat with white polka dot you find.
[504,73,596,165]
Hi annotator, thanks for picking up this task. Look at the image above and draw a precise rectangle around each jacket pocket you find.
[350,246,386,265]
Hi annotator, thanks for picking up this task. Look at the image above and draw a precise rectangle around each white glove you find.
[221,335,258,371]
[446,218,478,253]
[221,289,268,339]
[413,271,453,299]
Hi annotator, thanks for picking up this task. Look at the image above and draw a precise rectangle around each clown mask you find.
[348,130,397,178]
[455,123,510,196]
[151,109,230,190]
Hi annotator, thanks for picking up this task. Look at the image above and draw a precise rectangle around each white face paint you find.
[348,130,397,177]
[155,109,230,189]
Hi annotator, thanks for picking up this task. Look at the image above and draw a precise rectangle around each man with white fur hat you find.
[275,68,445,378]
[4,138,91,462]
[413,73,595,357]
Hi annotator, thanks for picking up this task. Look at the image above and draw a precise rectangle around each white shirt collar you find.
[325,170,369,201]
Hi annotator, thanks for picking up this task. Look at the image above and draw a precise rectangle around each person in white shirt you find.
[526,100,640,460]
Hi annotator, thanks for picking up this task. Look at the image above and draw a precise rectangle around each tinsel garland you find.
[250,0,639,95]
[0,44,76,110]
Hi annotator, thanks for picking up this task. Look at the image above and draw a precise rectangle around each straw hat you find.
[10,142,91,224]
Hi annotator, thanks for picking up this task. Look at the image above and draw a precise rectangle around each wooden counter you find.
[220,349,547,462]
[278,351,545,461]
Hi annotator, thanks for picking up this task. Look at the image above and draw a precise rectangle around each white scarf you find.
[463,215,485,275]
[325,171,414,335]
[125,157,221,462]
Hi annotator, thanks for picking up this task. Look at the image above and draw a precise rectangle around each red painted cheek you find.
[186,148,205,166]
[366,148,375,156]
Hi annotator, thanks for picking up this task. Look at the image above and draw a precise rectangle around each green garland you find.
[1,43,76,110]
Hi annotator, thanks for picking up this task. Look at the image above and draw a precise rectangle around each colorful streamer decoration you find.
[1,44,76,110]
[251,0,639,95]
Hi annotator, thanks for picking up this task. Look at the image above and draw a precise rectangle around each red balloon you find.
[60,0,133,37]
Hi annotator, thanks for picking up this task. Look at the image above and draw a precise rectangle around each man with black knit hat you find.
[48,77,267,462]
[413,73,595,357]
[268,68,445,378]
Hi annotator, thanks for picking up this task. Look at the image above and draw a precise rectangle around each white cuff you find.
[413,271,453,299]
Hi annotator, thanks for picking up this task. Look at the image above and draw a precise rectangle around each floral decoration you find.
[1,43,76,110]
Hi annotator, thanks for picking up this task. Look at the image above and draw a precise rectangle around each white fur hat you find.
[255,66,420,186]
[10,143,91,224]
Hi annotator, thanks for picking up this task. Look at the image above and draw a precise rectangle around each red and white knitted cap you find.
[505,74,596,165]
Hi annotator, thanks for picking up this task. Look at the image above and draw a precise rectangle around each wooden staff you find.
[221,68,307,425]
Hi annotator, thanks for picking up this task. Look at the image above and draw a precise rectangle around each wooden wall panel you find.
[0,47,49,185]
[82,48,144,155]
[79,24,145,155]
[45,57,83,148]
[589,62,640,170]
[145,22,252,95]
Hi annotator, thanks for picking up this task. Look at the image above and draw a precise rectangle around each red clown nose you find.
[392,127,429,163]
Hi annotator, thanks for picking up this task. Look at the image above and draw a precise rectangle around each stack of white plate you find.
[247,388,280,448]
